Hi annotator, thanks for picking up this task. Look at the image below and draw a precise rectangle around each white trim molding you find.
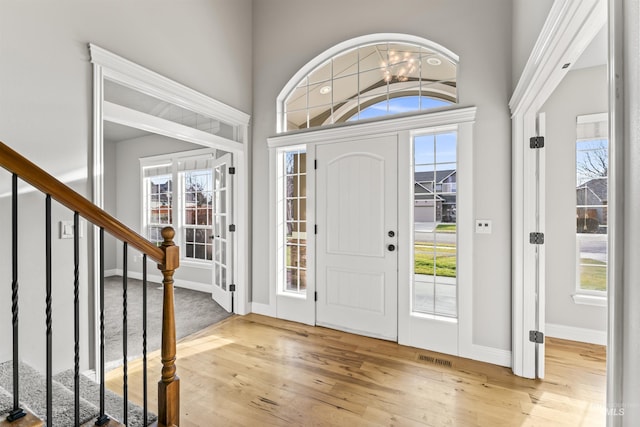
[268,107,477,148]
[90,44,250,127]
[465,345,512,368]
[572,293,607,307]
[509,0,607,379]
[546,323,607,346]
[105,269,211,294]
[275,33,459,133]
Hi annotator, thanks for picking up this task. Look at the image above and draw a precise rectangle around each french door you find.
[211,153,233,312]
[315,135,398,340]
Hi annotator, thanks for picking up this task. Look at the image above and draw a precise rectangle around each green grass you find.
[414,242,457,277]
[579,258,607,291]
[435,223,457,233]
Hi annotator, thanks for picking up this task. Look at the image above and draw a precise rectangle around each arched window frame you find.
[276,33,459,133]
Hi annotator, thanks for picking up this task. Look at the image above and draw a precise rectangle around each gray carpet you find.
[0,384,12,416]
[104,276,232,365]
[0,360,97,425]
[54,369,156,426]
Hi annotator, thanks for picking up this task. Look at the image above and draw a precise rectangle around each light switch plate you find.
[59,220,84,239]
[475,219,492,234]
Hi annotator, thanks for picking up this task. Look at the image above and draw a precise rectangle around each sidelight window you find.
[413,131,458,317]
[278,148,307,294]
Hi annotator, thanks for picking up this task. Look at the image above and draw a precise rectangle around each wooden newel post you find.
[158,227,180,427]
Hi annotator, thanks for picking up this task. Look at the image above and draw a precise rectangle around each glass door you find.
[211,153,233,312]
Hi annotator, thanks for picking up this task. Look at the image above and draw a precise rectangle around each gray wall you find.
[541,65,608,333]
[104,139,118,271]
[0,181,91,374]
[511,0,554,89]
[252,0,514,351]
[0,0,252,372]
[111,134,213,286]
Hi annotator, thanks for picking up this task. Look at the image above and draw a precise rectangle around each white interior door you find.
[211,153,233,312]
[316,135,398,340]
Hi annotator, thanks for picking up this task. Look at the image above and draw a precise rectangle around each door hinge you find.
[314,224,318,234]
[229,284,236,292]
[314,159,317,170]
[229,167,236,175]
[314,291,317,301]
[529,136,545,149]
[529,330,544,344]
[529,232,544,245]
[229,224,236,232]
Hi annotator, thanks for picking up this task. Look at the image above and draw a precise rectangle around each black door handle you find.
[388,244,396,252]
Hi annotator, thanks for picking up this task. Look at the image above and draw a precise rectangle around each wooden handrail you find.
[0,141,164,264]
[1,140,180,426]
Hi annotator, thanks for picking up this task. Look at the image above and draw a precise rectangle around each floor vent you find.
[418,354,452,368]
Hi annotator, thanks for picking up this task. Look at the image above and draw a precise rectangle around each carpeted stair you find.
[0,361,155,426]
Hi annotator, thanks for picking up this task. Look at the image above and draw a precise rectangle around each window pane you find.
[194,244,205,259]
[413,132,457,317]
[281,149,307,294]
[299,174,307,197]
[283,41,457,131]
[576,133,608,292]
[185,207,196,225]
[299,270,307,291]
[285,176,295,198]
[286,268,299,292]
[146,174,173,242]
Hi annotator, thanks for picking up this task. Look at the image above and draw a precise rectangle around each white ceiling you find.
[104,121,152,144]
[573,25,607,70]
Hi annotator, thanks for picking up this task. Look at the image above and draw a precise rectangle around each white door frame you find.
[89,44,251,376]
[267,107,478,358]
[509,0,607,378]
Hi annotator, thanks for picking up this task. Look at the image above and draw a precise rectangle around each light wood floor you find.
[106,314,606,426]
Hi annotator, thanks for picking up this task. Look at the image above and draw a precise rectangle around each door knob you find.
[388,244,396,252]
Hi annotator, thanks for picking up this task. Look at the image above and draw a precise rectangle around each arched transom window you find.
[278,34,458,132]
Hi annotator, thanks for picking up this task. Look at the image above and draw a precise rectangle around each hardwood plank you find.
[107,314,606,426]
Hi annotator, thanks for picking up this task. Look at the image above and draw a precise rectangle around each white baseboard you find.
[105,268,211,294]
[546,323,606,345]
[104,269,120,277]
[250,302,276,317]
[461,344,512,368]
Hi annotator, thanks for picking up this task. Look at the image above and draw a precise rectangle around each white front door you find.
[315,135,398,340]
[211,153,233,312]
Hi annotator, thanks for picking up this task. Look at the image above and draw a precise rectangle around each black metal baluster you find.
[122,243,128,426]
[142,254,148,427]
[95,228,109,426]
[8,174,26,422]
[45,194,52,426]
[73,212,80,427]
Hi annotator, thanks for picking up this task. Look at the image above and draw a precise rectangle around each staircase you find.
[0,361,155,426]
[0,141,180,426]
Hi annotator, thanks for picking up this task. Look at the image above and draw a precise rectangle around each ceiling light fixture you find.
[426,57,442,66]
[319,85,332,95]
